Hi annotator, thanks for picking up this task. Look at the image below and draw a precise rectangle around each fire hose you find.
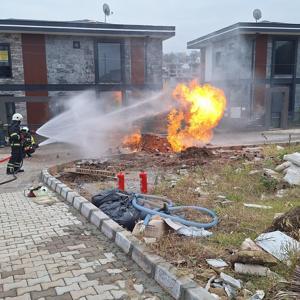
[0,156,11,163]
[132,193,218,229]
[0,157,22,186]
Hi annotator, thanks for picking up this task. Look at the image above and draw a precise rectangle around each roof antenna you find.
[253,9,262,23]
[103,3,113,23]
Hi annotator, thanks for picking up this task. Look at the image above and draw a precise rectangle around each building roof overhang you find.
[0,19,175,40]
[187,22,300,49]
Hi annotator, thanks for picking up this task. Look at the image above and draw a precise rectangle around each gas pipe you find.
[139,171,148,194]
[117,172,125,191]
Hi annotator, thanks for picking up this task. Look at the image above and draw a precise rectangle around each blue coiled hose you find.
[132,193,218,229]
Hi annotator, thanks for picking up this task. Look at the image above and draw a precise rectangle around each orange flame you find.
[167,80,227,152]
[122,130,142,149]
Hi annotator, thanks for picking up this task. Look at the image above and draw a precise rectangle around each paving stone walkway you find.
[0,191,171,300]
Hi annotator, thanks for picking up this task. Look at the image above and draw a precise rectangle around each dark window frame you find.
[94,38,125,84]
[73,41,81,49]
[271,37,297,77]
[0,43,12,78]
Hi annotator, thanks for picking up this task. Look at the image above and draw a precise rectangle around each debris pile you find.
[276,152,300,185]
[266,207,300,240]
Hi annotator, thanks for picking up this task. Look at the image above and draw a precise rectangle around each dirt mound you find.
[179,146,213,160]
[140,134,171,153]
[266,206,300,240]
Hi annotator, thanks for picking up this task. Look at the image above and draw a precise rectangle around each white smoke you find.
[37,90,172,158]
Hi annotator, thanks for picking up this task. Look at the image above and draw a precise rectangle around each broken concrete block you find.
[234,263,269,276]
[283,165,300,185]
[283,152,300,166]
[220,272,241,289]
[250,290,265,300]
[275,161,291,172]
[206,259,228,268]
[133,284,144,294]
[263,168,280,180]
[241,238,263,252]
[229,250,278,267]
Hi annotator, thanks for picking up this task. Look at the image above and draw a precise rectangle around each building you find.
[0,18,175,129]
[188,22,300,129]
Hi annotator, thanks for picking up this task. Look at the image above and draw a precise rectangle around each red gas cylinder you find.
[139,171,148,194]
[117,172,125,191]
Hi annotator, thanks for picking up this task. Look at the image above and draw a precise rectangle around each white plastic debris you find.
[164,218,213,237]
[276,145,284,150]
[177,226,213,237]
[206,259,228,268]
[220,272,242,289]
[244,204,272,209]
[249,290,265,300]
[255,231,300,261]
[283,152,300,166]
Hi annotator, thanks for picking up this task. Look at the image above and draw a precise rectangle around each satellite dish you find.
[253,9,262,23]
[103,3,112,22]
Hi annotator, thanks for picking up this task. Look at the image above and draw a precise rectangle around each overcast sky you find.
[1,0,300,52]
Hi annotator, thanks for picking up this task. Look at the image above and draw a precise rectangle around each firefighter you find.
[6,113,24,175]
[21,126,37,158]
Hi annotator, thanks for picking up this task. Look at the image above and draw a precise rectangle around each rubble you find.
[234,263,270,276]
[273,152,300,185]
[283,152,300,167]
[275,161,291,172]
[241,238,263,252]
[206,259,229,268]
[244,204,272,209]
[263,168,281,181]
[220,272,242,289]
[266,207,300,240]
[229,250,278,267]
[250,290,265,300]
[255,231,300,261]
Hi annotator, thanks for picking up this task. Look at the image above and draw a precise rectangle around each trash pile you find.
[92,189,218,238]
[275,152,300,185]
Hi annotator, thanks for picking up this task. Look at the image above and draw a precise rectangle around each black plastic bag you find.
[91,189,146,231]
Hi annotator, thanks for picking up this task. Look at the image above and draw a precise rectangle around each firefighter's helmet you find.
[12,113,23,122]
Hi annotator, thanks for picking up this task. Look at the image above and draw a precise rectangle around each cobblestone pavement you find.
[0,191,171,300]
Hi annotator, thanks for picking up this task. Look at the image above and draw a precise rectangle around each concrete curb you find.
[41,169,215,300]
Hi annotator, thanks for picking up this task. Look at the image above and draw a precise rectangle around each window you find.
[0,44,12,78]
[97,42,121,83]
[273,40,295,75]
[73,41,80,49]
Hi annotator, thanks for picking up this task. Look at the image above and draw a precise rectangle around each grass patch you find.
[151,144,300,295]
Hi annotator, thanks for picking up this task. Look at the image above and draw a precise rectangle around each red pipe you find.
[117,172,125,191]
[139,171,148,194]
[0,156,11,163]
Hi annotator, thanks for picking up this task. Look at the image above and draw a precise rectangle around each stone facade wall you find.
[45,35,95,84]
[0,33,25,123]
[145,38,162,86]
